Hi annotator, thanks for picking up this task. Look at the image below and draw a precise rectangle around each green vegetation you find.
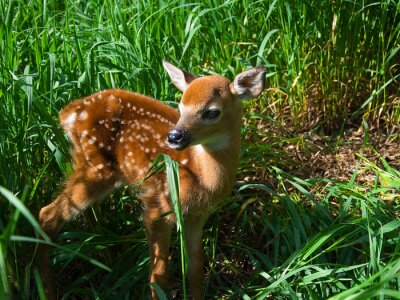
[1,0,399,299]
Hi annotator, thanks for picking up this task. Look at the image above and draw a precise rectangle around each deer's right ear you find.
[162,60,197,92]
[230,67,266,101]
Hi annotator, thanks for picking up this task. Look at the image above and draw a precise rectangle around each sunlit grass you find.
[1,0,399,299]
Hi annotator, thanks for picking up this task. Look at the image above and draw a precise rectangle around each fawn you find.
[38,61,266,299]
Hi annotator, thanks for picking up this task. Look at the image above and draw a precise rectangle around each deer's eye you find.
[201,109,221,121]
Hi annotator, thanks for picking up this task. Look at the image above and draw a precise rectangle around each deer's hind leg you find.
[38,166,117,299]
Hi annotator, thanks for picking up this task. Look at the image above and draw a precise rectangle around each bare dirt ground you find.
[242,115,400,185]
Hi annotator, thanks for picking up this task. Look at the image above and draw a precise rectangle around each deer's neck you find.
[189,128,241,195]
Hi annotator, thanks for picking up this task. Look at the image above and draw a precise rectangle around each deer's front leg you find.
[185,214,206,300]
[143,211,173,299]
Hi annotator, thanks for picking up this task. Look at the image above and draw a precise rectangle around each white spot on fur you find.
[78,110,88,120]
[64,112,77,127]
[96,164,104,169]
[181,159,188,165]
[128,152,133,156]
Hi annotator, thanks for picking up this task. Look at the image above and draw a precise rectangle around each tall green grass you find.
[1,0,399,299]
[234,160,400,299]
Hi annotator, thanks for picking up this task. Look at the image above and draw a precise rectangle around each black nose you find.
[167,129,185,144]
[167,128,191,149]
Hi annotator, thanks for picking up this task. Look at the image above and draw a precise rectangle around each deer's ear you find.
[162,60,197,92]
[230,67,266,101]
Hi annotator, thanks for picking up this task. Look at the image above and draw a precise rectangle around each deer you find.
[38,61,266,299]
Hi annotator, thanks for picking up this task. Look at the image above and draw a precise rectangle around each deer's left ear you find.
[163,60,197,92]
[230,67,266,101]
